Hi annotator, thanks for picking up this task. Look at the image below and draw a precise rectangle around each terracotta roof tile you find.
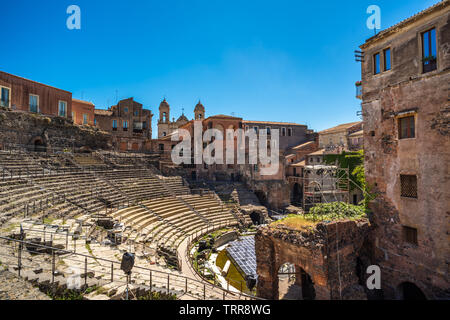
[292,141,315,150]
[73,98,94,106]
[319,122,362,134]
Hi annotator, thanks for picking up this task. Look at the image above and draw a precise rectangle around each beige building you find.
[94,97,153,151]
[318,121,363,151]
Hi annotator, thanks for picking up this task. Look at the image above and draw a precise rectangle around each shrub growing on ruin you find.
[307,202,366,222]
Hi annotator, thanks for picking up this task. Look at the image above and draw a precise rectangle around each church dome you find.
[177,114,189,122]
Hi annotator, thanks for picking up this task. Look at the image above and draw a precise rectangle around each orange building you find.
[71,98,95,126]
[0,71,72,119]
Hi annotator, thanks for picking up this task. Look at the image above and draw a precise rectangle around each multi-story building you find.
[72,98,95,126]
[154,111,316,208]
[0,71,72,119]
[318,121,363,151]
[243,120,313,151]
[359,0,449,299]
[94,97,153,152]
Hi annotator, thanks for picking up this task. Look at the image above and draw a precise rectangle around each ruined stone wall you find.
[360,6,450,299]
[0,110,111,150]
[255,219,370,300]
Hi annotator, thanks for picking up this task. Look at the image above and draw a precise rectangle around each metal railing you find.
[181,221,259,300]
[0,235,260,300]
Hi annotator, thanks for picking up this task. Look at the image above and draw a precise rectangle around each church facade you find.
[157,99,205,138]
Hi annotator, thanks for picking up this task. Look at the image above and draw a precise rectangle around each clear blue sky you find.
[0,0,441,137]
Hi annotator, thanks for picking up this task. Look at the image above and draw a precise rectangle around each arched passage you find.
[396,282,427,300]
[250,211,264,225]
[277,263,315,300]
[31,137,46,152]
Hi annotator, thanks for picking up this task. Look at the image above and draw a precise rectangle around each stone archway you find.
[277,263,316,300]
[396,282,427,300]
[299,268,316,300]
[31,136,47,152]
[250,211,264,225]
[278,263,301,300]
[255,220,371,300]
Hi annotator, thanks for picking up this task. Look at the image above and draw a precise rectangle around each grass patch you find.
[45,289,84,300]
[271,216,317,231]
[138,291,177,300]
[43,217,55,225]
[1,223,19,234]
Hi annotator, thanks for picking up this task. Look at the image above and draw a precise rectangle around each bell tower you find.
[159,98,170,123]
[158,98,170,138]
[194,100,205,120]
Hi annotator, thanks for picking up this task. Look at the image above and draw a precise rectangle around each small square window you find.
[281,128,286,137]
[400,175,417,198]
[403,226,418,245]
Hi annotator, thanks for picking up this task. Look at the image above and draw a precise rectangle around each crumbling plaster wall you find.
[360,8,450,299]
